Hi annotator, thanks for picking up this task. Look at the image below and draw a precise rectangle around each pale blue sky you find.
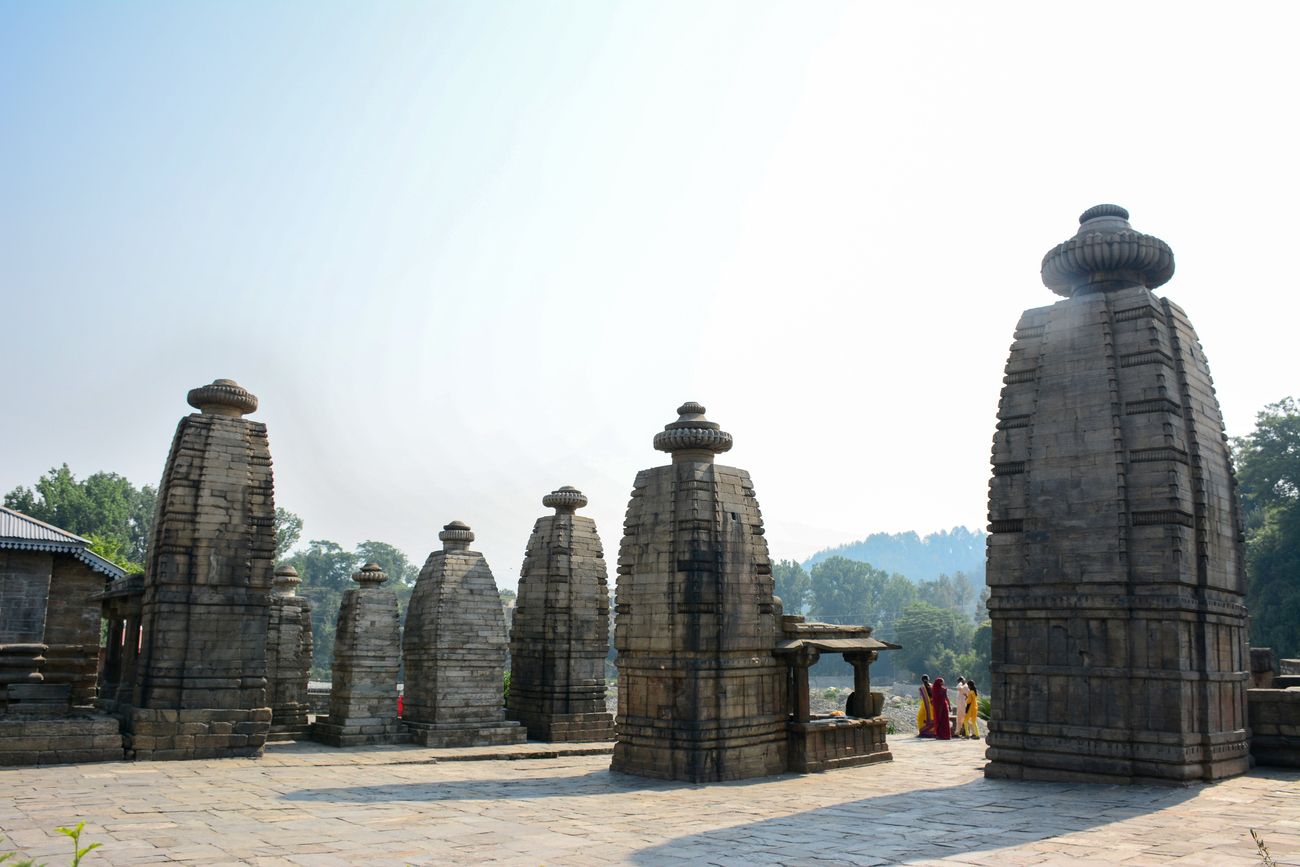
[3,3,1298,588]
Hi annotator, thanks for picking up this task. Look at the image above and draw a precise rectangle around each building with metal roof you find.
[0,505,127,581]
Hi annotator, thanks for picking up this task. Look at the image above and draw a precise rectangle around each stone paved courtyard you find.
[2,738,1298,866]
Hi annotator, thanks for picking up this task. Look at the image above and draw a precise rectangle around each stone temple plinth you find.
[266,565,313,741]
[985,205,1250,784]
[402,522,525,747]
[119,379,275,760]
[506,487,615,742]
[314,563,406,746]
[612,403,787,782]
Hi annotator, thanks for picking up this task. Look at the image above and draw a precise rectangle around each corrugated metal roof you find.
[0,505,126,579]
[0,505,90,545]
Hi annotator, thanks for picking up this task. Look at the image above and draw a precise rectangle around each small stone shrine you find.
[612,403,788,781]
[402,522,525,747]
[777,616,897,773]
[0,506,125,765]
[506,487,615,742]
[314,563,405,746]
[985,206,1251,783]
[118,379,276,760]
[266,565,313,741]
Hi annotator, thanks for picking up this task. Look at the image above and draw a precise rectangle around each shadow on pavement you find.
[627,776,1204,866]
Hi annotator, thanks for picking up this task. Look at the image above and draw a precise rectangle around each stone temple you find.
[402,522,525,747]
[506,487,615,742]
[266,565,312,741]
[985,205,1250,783]
[118,379,276,760]
[314,563,405,747]
[612,403,788,781]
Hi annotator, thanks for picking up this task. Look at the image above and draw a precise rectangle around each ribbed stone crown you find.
[543,486,587,513]
[1041,204,1175,297]
[439,520,475,551]
[653,402,733,459]
[187,378,259,417]
[352,562,388,585]
[273,565,301,596]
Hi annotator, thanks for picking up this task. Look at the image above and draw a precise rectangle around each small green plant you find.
[886,721,897,735]
[977,695,991,720]
[822,687,840,700]
[1,821,102,867]
[503,670,511,702]
[1251,829,1276,867]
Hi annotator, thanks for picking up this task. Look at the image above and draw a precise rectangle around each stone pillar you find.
[612,402,787,782]
[266,565,313,740]
[506,487,615,742]
[314,563,405,746]
[402,522,525,747]
[985,206,1250,784]
[121,379,275,760]
[844,650,878,718]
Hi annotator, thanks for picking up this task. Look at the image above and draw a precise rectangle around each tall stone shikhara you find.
[613,403,787,781]
[314,562,404,746]
[985,205,1250,783]
[266,565,312,741]
[122,379,275,760]
[506,487,615,742]
[402,522,525,747]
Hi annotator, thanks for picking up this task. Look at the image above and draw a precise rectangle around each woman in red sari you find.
[931,676,952,740]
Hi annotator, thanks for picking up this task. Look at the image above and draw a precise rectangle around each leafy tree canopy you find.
[1233,397,1300,658]
[772,559,810,614]
[4,464,156,570]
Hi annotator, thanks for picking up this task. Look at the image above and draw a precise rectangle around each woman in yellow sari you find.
[960,680,981,738]
[916,674,935,737]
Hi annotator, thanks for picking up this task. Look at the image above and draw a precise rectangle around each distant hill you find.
[802,527,987,586]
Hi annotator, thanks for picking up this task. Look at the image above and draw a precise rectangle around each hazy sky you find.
[3,3,1297,589]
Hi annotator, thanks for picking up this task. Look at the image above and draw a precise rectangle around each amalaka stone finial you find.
[187,378,259,417]
[1040,204,1175,298]
[353,562,388,585]
[653,401,733,460]
[543,486,587,513]
[439,520,475,551]
[273,564,301,596]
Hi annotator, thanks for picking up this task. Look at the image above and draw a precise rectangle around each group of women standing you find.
[915,674,980,740]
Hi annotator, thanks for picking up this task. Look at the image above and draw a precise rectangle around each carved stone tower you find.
[402,522,526,747]
[985,205,1250,783]
[612,402,787,781]
[266,565,312,740]
[123,379,275,759]
[507,487,615,742]
[314,562,404,746]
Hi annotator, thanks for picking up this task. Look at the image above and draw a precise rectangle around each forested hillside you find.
[802,527,986,586]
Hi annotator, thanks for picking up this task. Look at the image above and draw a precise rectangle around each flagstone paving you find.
[2,738,1297,865]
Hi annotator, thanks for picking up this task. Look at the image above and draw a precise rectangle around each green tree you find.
[772,560,810,613]
[892,600,975,679]
[917,572,976,614]
[4,465,156,568]
[288,540,360,678]
[275,508,304,559]
[1234,398,1300,658]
